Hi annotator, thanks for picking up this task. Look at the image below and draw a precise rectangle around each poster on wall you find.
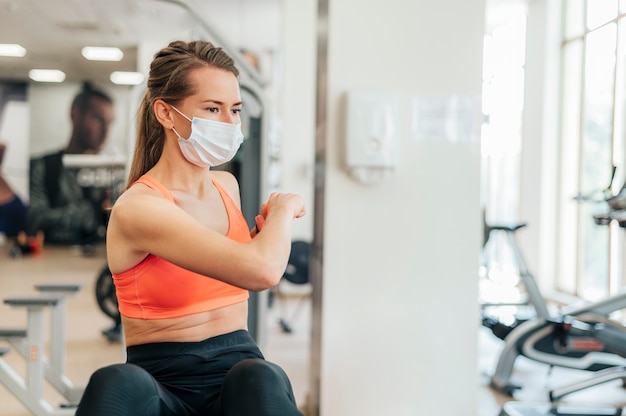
[26,81,129,250]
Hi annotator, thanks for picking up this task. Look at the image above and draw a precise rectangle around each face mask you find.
[171,105,244,167]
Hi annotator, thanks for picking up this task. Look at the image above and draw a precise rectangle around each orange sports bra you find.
[112,174,250,320]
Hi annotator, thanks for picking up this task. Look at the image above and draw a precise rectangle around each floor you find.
[0,243,626,415]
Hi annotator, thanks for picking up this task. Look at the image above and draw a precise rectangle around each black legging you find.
[75,330,302,416]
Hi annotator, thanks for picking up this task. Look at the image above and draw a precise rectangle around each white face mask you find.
[171,105,244,167]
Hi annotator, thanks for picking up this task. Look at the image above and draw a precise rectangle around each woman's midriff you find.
[122,301,249,346]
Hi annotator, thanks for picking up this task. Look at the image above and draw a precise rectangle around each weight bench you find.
[33,284,84,403]
[0,287,83,415]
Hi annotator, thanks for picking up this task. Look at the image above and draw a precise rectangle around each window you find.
[482,5,527,224]
[481,2,527,277]
[558,0,625,300]
[482,1,626,303]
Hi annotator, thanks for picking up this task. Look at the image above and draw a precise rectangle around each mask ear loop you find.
[169,105,191,140]
[171,127,183,139]
[170,105,192,122]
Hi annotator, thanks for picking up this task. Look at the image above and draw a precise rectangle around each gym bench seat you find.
[0,295,79,415]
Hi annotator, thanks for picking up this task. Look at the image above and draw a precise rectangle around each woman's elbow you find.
[249,265,284,292]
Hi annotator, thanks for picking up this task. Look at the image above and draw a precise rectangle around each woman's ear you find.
[153,99,174,129]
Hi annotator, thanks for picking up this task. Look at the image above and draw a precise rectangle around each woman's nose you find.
[220,112,238,125]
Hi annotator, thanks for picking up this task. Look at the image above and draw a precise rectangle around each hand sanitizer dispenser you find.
[345,90,399,185]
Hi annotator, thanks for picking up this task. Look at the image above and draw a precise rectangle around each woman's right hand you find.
[266,192,306,217]
[256,193,306,232]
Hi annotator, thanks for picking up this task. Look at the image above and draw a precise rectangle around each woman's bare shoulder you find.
[210,170,241,203]
[111,182,169,220]
[210,169,237,185]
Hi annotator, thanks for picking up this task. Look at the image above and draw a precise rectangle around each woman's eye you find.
[232,108,242,115]
[207,107,219,113]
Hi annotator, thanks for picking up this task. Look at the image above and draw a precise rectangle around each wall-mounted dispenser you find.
[345,90,399,186]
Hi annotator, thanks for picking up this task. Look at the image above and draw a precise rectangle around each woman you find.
[76,40,305,416]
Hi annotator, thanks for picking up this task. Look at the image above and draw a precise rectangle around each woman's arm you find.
[106,187,305,292]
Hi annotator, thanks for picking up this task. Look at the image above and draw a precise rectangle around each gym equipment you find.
[93,175,123,343]
[547,314,626,400]
[487,170,626,396]
[275,240,311,333]
[503,314,626,416]
[480,216,551,339]
[0,295,77,415]
[0,284,84,404]
[494,177,626,415]
[490,288,626,396]
[95,264,121,342]
[482,231,626,395]
[498,315,626,415]
[499,402,622,416]
[33,284,84,402]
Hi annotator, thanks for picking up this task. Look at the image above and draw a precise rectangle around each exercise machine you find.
[275,240,311,334]
[498,313,626,415]
[480,216,551,339]
[493,170,626,414]
[548,315,626,403]
[490,275,626,395]
[488,170,626,396]
[500,402,623,416]
[93,173,124,343]
[95,264,121,343]
[482,219,626,394]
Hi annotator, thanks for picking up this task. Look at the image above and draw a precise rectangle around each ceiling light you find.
[81,46,124,61]
[29,69,66,83]
[0,44,26,57]
[110,71,145,86]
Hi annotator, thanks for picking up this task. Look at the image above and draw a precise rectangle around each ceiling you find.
[0,0,281,85]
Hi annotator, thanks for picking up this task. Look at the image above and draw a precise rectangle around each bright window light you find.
[110,71,145,85]
[29,69,66,83]
[81,46,124,61]
[0,44,26,57]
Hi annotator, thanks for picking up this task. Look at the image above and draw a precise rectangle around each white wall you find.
[280,1,317,242]
[280,0,484,414]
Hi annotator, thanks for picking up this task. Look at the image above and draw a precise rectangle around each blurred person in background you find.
[25,82,115,254]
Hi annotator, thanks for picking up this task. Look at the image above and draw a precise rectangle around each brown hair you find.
[126,40,239,188]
